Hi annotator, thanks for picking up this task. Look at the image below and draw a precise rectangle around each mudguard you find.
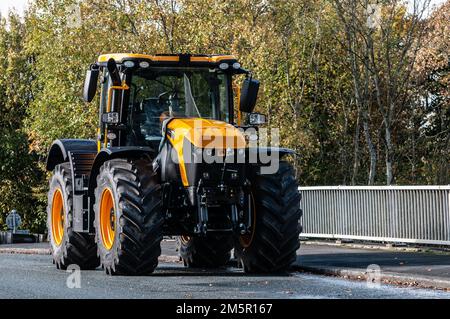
[87,146,155,195]
[46,139,97,171]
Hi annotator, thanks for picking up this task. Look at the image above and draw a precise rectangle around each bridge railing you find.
[299,186,450,245]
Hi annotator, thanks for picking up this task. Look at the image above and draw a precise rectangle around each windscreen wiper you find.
[183,74,201,117]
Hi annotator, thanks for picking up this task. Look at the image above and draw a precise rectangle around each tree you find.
[0,12,45,232]
[412,0,450,184]
[333,0,430,185]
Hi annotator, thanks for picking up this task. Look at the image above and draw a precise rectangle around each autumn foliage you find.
[0,0,448,232]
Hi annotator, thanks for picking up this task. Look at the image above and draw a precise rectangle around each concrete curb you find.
[159,255,182,263]
[302,240,424,253]
[0,247,51,255]
[0,247,183,264]
[292,264,450,291]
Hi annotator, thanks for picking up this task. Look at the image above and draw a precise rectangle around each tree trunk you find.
[384,121,394,185]
[351,107,361,185]
[362,109,377,185]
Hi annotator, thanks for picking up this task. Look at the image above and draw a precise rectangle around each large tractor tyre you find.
[177,235,233,268]
[47,163,100,270]
[235,161,302,273]
[93,157,164,275]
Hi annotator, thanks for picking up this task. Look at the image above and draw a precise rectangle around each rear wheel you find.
[177,234,233,268]
[94,157,163,275]
[234,161,302,273]
[47,163,99,270]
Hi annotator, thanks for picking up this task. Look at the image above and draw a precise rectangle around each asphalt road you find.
[0,253,449,299]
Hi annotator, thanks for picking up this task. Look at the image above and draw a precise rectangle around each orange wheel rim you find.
[100,188,116,250]
[239,193,256,248]
[51,188,64,246]
[180,235,191,244]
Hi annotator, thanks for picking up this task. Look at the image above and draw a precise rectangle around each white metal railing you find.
[299,186,450,245]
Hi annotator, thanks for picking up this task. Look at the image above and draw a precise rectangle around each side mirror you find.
[248,113,267,126]
[83,64,99,102]
[239,78,260,113]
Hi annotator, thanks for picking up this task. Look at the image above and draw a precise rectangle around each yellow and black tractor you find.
[46,53,302,275]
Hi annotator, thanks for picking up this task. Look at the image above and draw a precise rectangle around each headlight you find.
[219,63,229,70]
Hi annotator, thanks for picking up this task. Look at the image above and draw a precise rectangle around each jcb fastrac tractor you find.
[46,53,302,275]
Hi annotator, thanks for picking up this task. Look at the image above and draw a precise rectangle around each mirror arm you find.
[103,82,129,148]
[107,58,122,86]
[232,82,242,126]
[239,67,251,76]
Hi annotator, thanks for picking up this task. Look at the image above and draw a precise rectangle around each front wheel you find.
[234,161,302,273]
[47,163,99,270]
[94,157,164,275]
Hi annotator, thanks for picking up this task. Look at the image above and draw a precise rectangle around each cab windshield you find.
[126,67,230,145]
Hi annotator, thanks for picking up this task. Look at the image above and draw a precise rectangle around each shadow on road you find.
[149,265,292,277]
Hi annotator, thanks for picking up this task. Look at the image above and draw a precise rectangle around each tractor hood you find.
[163,118,247,187]
[166,118,246,149]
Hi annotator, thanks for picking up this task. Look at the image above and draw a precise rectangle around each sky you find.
[0,0,448,18]
[0,0,28,18]
[407,0,448,16]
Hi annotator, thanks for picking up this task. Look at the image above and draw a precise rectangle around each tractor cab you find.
[83,53,261,152]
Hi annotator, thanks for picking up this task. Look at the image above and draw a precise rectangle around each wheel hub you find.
[100,188,116,250]
[51,188,64,246]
